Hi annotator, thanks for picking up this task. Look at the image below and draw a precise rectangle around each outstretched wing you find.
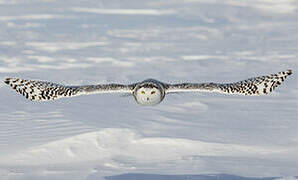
[166,70,292,95]
[4,78,135,101]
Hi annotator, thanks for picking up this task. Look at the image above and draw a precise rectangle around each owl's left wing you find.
[4,78,135,101]
[165,70,292,95]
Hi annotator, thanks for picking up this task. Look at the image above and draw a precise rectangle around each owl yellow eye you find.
[151,91,156,94]
[141,91,145,94]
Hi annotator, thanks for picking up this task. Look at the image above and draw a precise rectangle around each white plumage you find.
[4,70,293,106]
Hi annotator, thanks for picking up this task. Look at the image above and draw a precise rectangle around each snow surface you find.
[0,0,298,179]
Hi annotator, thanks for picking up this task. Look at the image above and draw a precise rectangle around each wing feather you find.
[166,70,292,95]
[4,78,135,101]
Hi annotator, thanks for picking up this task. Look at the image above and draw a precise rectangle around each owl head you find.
[133,79,165,106]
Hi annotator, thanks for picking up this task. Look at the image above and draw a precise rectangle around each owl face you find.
[134,86,163,105]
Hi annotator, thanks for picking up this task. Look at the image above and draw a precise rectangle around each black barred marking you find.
[140,84,159,89]
[4,77,134,101]
[223,70,291,95]
[3,78,81,101]
[4,79,10,84]
[41,91,46,100]
[166,70,293,96]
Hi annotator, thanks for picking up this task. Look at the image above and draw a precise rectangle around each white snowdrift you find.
[1,128,285,166]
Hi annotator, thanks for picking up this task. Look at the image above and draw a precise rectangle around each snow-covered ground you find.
[0,0,298,179]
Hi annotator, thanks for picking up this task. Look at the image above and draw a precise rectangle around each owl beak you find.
[147,97,149,101]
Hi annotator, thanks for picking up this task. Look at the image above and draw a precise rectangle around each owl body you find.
[4,70,293,106]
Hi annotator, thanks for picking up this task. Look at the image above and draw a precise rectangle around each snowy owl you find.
[4,70,292,106]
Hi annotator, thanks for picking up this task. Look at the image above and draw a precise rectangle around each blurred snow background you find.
[0,0,298,179]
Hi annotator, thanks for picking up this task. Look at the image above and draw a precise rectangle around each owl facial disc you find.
[133,80,166,105]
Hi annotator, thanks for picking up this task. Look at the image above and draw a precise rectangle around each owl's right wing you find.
[165,70,292,96]
[4,78,136,101]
